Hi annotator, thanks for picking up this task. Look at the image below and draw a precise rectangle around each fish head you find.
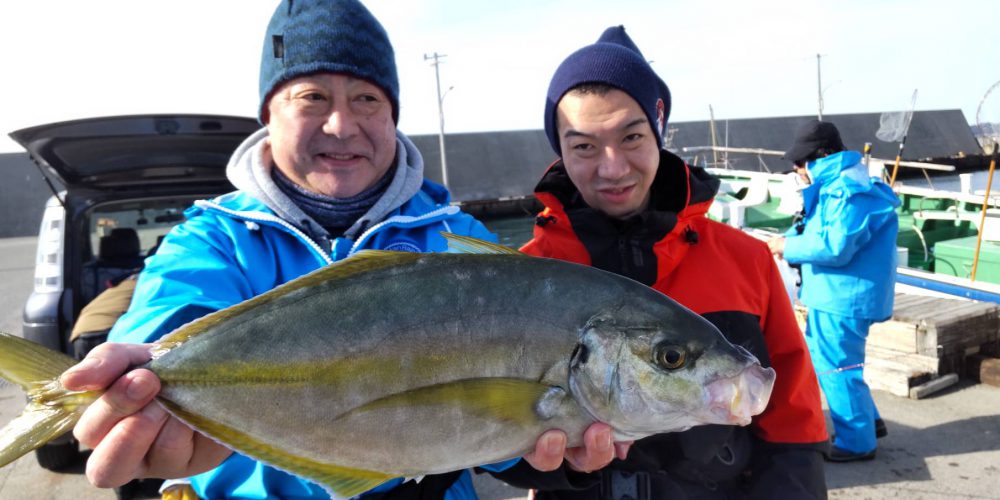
[568,311,775,440]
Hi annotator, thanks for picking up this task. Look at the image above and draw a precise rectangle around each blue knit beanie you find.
[258,0,399,123]
[544,26,671,155]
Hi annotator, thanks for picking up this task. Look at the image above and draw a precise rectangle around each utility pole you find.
[709,105,718,167]
[816,53,824,120]
[424,52,450,189]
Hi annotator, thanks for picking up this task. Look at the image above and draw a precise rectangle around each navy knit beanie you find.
[544,26,671,155]
[258,0,399,123]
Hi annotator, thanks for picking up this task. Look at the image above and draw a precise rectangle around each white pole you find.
[424,52,449,188]
[817,54,824,120]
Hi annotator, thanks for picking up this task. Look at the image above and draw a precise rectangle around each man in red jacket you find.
[494,26,830,499]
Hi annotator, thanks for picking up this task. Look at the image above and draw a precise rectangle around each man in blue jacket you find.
[58,1,521,498]
[768,120,901,462]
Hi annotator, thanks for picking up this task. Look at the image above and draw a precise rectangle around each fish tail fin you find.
[0,332,101,468]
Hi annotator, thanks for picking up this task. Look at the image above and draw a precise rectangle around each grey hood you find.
[226,127,426,242]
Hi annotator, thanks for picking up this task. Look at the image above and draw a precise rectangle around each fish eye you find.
[653,344,686,370]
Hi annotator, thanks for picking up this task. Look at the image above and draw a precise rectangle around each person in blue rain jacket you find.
[61,1,523,498]
[769,120,901,463]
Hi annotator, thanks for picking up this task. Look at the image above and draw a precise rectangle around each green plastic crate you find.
[933,235,1000,285]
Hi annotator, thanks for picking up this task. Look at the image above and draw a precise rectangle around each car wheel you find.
[115,478,165,500]
[34,441,81,471]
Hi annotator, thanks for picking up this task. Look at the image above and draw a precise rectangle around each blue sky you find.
[1,0,997,153]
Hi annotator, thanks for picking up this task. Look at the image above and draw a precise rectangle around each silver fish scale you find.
[147,251,752,478]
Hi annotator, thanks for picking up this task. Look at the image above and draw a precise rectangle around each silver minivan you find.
[10,115,258,484]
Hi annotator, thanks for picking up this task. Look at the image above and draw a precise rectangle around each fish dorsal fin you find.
[152,250,424,356]
[442,233,521,255]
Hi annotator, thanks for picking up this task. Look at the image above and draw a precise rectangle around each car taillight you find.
[34,203,65,293]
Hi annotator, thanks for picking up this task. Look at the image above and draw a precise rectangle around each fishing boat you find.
[702,147,1000,303]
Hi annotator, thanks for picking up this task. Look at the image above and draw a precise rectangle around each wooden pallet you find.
[966,354,1000,388]
[865,293,999,398]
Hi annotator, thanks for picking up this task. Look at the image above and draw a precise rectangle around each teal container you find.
[933,235,1000,285]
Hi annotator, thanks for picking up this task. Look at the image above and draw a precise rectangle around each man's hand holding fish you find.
[62,343,231,487]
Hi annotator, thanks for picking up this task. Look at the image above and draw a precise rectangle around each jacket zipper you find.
[194,200,333,265]
[618,237,630,277]
[197,200,461,262]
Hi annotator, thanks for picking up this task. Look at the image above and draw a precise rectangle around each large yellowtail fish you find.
[0,234,775,498]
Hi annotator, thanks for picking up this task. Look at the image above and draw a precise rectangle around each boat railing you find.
[897,267,1000,303]
[682,146,784,172]
[897,184,1000,207]
[870,158,956,173]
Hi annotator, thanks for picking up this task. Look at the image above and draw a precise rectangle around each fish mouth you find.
[704,365,776,426]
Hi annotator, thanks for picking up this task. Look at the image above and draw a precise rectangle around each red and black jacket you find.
[491,151,828,499]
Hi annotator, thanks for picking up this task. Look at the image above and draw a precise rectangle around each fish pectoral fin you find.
[441,233,522,255]
[534,386,573,421]
[159,399,395,499]
[341,378,551,426]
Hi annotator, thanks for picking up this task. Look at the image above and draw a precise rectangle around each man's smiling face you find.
[266,73,397,198]
[556,88,660,219]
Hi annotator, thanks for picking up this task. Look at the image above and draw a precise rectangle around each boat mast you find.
[816,53,824,120]
[709,105,718,167]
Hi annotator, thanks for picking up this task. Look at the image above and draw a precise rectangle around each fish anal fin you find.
[441,233,522,255]
[158,399,394,498]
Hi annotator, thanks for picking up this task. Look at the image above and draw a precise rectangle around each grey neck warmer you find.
[226,127,425,244]
[270,163,396,237]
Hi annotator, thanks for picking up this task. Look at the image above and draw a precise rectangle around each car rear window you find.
[88,198,197,259]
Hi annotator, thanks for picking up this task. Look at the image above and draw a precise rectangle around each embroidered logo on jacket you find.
[384,241,422,253]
